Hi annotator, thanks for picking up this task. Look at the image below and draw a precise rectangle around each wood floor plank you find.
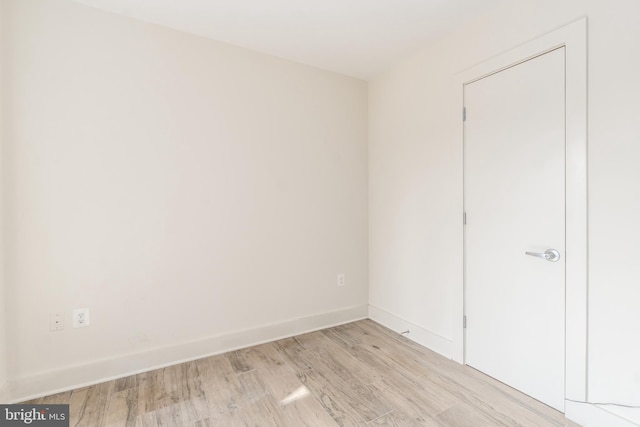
[422,369,564,427]
[352,320,453,374]
[436,401,519,427]
[271,337,314,371]
[236,370,287,427]
[226,349,254,374]
[461,366,582,427]
[188,418,213,427]
[20,320,582,427]
[282,333,398,423]
[241,342,308,403]
[239,342,339,427]
[135,369,170,415]
[135,402,185,427]
[296,369,365,426]
[114,375,138,393]
[366,409,442,426]
[68,381,114,427]
[170,361,210,424]
[322,326,458,415]
[104,388,138,427]
[356,319,576,427]
[198,354,244,416]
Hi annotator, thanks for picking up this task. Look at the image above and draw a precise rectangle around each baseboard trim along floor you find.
[7,304,368,403]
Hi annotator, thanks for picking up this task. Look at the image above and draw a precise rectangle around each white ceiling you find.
[74,0,504,80]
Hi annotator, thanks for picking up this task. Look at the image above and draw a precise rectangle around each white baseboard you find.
[368,305,454,360]
[598,406,640,426]
[566,400,640,427]
[8,304,368,403]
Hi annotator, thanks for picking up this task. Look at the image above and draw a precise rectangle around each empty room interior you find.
[1,0,639,425]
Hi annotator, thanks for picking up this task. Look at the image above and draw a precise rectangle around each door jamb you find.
[452,17,588,403]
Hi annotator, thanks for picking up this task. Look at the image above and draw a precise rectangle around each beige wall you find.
[369,0,640,413]
[0,0,7,402]
[2,0,368,394]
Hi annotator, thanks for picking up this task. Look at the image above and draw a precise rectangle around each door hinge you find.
[463,212,467,225]
[463,315,467,329]
[463,107,467,122]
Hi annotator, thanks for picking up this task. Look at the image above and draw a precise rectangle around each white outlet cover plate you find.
[72,308,90,328]
[49,312,64,331]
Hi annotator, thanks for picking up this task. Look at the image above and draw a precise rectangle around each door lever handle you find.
[525,249,560,262]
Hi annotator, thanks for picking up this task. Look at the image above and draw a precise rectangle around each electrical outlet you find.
[337,273,345,287]
[49,312,64,331]
[72,308,90,328]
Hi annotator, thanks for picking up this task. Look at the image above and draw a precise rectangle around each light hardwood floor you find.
[25,320,581,426]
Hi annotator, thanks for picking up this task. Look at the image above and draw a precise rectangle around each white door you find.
[464,47,566,411]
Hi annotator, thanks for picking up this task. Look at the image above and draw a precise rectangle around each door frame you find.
[452,17,587,403]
